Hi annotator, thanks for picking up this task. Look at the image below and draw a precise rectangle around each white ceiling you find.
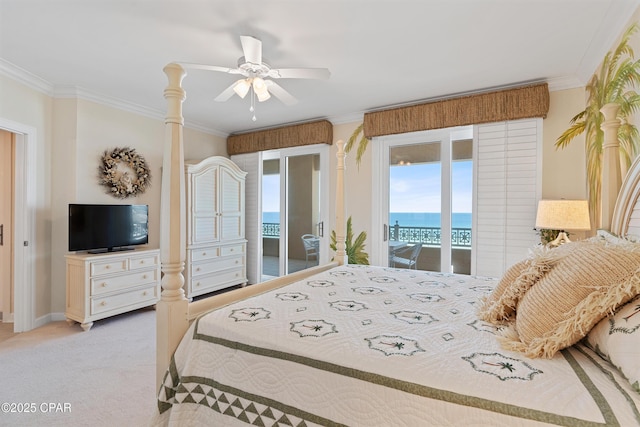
[1,0,639,136]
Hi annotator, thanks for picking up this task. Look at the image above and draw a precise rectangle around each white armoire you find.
[184,156,247,298]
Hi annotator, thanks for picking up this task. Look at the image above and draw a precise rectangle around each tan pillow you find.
[478,245,565,323]
[500,239,640,358]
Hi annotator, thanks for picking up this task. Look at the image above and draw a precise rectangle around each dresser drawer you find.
[190,255,244,277]
[190,268,245,294]
[190,247,220,262]
[220,244,244,257]
[90,259,128,276]
[90,268,158,296]
[129,254,159,271]
[91,284,158,316]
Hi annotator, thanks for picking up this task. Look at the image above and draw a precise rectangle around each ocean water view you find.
[262,212,472,228]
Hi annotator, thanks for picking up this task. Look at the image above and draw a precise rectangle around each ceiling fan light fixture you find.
[233,79,251,98]
[252,77,271,102]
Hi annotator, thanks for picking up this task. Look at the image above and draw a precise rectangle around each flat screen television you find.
[69,204,149,253]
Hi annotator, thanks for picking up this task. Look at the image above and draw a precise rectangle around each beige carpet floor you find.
[0,307,157,426]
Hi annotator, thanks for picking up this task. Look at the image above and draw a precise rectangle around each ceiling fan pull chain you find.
[250,86,257,121]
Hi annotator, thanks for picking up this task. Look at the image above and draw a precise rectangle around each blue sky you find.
[262,160,473,214]
[390,161,472,213]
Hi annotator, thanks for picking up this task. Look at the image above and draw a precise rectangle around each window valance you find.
[227,119,333,155]
[363,83,549,138]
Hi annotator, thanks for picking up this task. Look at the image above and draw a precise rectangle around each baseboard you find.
[34,312,66,329]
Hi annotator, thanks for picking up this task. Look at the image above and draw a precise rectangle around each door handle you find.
[0,224,3,246]
[317,221,324,237]
[383,224,388,242]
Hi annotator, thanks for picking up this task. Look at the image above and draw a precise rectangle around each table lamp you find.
[535,199,591,246]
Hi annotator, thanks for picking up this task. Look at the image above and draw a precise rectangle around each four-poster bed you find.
[153,63,640,426]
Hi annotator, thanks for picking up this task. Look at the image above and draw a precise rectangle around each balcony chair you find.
[390,243,422,269]
[301,234,320,267]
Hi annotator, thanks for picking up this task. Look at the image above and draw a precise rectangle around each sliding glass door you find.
[373,127,473,273]
[261,145,328,280]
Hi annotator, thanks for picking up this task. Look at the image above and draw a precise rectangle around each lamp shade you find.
[535,200,591,231]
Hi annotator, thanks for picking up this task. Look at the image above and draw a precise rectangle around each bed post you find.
[335,139,348,265]
[600,103,622,231]
[156,63,189,390]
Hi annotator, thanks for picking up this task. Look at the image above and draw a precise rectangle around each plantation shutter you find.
[231,152,261,284]
[473,119,541,277]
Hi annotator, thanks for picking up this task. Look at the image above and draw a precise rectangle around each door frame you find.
[372,126,473,272]
[0,118,36,332]
[265,144,330,276]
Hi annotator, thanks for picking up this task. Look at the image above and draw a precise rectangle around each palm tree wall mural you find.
[556,23,640,229]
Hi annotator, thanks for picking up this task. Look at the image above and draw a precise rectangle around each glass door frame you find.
[372,126,472,272]
[262,144,330,277]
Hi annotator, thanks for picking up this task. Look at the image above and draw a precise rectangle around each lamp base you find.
[548,231,571,247]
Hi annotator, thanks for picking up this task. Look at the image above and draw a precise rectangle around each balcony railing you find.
[262,222,471,247]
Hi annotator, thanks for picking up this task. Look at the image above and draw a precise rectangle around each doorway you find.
[0,130,14,326]
[373,127,474,273]
[0,118,36,333]
[261,145,328,280]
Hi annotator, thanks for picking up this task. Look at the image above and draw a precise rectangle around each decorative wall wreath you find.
[98,146,151,198]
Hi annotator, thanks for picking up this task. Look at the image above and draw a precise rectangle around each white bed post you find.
[156,63,189,390]
[335,139,348,265]
[600,102,622,231]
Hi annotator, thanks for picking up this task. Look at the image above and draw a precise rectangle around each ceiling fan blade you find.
[179,62,241,74]
[240,35,262,65]
[265,80,298,105]
[267,67,330,80]
[214,81,240,102]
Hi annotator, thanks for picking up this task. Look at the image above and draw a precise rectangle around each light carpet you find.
[0,307,157,427]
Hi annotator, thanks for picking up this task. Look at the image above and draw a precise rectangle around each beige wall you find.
[2,74,227,320]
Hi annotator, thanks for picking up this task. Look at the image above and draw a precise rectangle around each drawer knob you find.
[230,248,234,252]
[196,282,200,287]
[235,260,239,264]
[100,301,107,306]
[105,265,110,269]
[196,267,200,272]
[101,282,107,287]
[202,252,207,256]
[139,260,145,264]
[143,291,147,296]
[143,275,147,279]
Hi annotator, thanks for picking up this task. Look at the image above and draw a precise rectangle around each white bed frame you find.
[155,63,631,389]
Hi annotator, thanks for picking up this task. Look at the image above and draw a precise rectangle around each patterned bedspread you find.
[152,265,640,426]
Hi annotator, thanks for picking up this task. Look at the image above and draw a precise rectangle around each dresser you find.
[65,248,160,331]
[185,156,247,298]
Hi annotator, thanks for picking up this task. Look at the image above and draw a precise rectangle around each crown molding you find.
[0,58,54,96]
[0,59,225,137]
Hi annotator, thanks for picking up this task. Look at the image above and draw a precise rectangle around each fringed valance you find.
[227,119,333,155]
[363,83,549,138]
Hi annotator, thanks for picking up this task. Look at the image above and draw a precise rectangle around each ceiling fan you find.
[180,35,330,121]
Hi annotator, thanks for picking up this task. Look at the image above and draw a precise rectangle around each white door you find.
[0,130,13,321]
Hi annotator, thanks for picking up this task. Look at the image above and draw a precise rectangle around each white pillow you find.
[585,295,640,394]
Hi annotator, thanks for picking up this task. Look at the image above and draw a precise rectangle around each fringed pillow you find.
[478,245,567,323]
[584,295,640,394]
[499,238,640,358]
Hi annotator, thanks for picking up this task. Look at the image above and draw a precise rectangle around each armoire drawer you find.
[190,255,244,277]
[220,244,244,257]
[190,247,220,262]
[190,268,245,294]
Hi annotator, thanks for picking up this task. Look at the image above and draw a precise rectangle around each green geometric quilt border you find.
[188,319,628,427]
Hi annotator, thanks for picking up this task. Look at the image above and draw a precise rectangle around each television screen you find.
[69,204,149,253]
